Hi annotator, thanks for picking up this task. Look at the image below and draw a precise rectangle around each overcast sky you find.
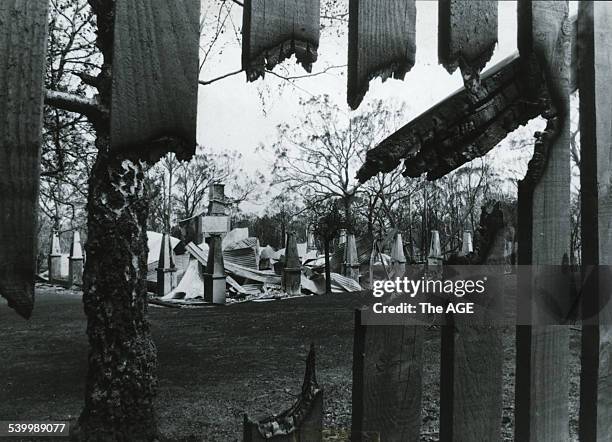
[196,1,577,214]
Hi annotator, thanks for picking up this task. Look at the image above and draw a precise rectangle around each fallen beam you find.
[356,53,548,182]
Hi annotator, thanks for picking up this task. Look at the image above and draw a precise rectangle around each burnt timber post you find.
[282,231,301,296]
[0,1,48,318]
[204,233,226,305]
[514,2,572,441]
[577,2,612,440]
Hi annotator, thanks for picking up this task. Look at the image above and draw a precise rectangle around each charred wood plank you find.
[351,310,424,441]
[577,2,612,440]
[347,0,416,109]
[242,0,320,82]
[110,0,200,162]
[514,2,572,441]
[244,344,322,441]
[356,54,548,183]
[438,0,498,92]
[0,1,48,319]
[440,201,507,441]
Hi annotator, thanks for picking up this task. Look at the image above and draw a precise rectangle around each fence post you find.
[577,2,612,440]
[514,2,571,441]
[439,203,505,441]
[0,1,48,318]
[351,309,424,441]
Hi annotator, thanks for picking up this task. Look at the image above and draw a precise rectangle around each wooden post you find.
[577,2,612,440]
[282,231,301,296]
[0,1,48,318]
[110,0,199,161]
[347,0,416,109]
[68,231,84,288]
[242,0,320,81]
[514,2,571,441]
[439,203,505,441]
[351,310,424,441]
[438,0,498,92]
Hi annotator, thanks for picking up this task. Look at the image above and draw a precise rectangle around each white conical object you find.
[428,230,442,268]
[156,233,177,297]
[429,230,441,258]
[69,231,83,260]
[48,231,62,282]
[460,231,473,256]
[391,233,407,264]
[343,233,360,282]
[50,231,61,256]
[306,228,317,252]
[338,229,347,245]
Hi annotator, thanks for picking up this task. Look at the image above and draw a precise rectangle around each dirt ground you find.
[0,282,580,441]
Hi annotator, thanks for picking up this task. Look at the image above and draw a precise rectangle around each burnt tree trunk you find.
[73,1,159,439]
[76,143,158,441]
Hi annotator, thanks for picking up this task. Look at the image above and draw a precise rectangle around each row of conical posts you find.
[48,230,84,288]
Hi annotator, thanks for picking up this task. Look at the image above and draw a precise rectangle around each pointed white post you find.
[460,231,473,256]
[282,231,302,295]
[68,231,84,288]
[204,233,225,304]
[391,232,407,276]
[427,230,442,268]
[48,231,62,282]
[156,233,177,297]
[343,233,360,282]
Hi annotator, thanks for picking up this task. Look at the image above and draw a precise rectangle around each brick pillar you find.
[68,230,84,288]
[48,231,62,282]
[390,232,407,277]
[204,234,225,304]
[282,231,301,295]
[343,233,360,282]
[156,233,177,297]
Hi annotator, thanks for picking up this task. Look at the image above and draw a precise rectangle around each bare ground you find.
[0,282,580,441]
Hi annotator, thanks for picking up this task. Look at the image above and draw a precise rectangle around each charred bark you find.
[72,1,159,439]
[74,143,158,442]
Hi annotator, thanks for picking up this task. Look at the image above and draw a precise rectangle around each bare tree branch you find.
[44,89,107,121]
